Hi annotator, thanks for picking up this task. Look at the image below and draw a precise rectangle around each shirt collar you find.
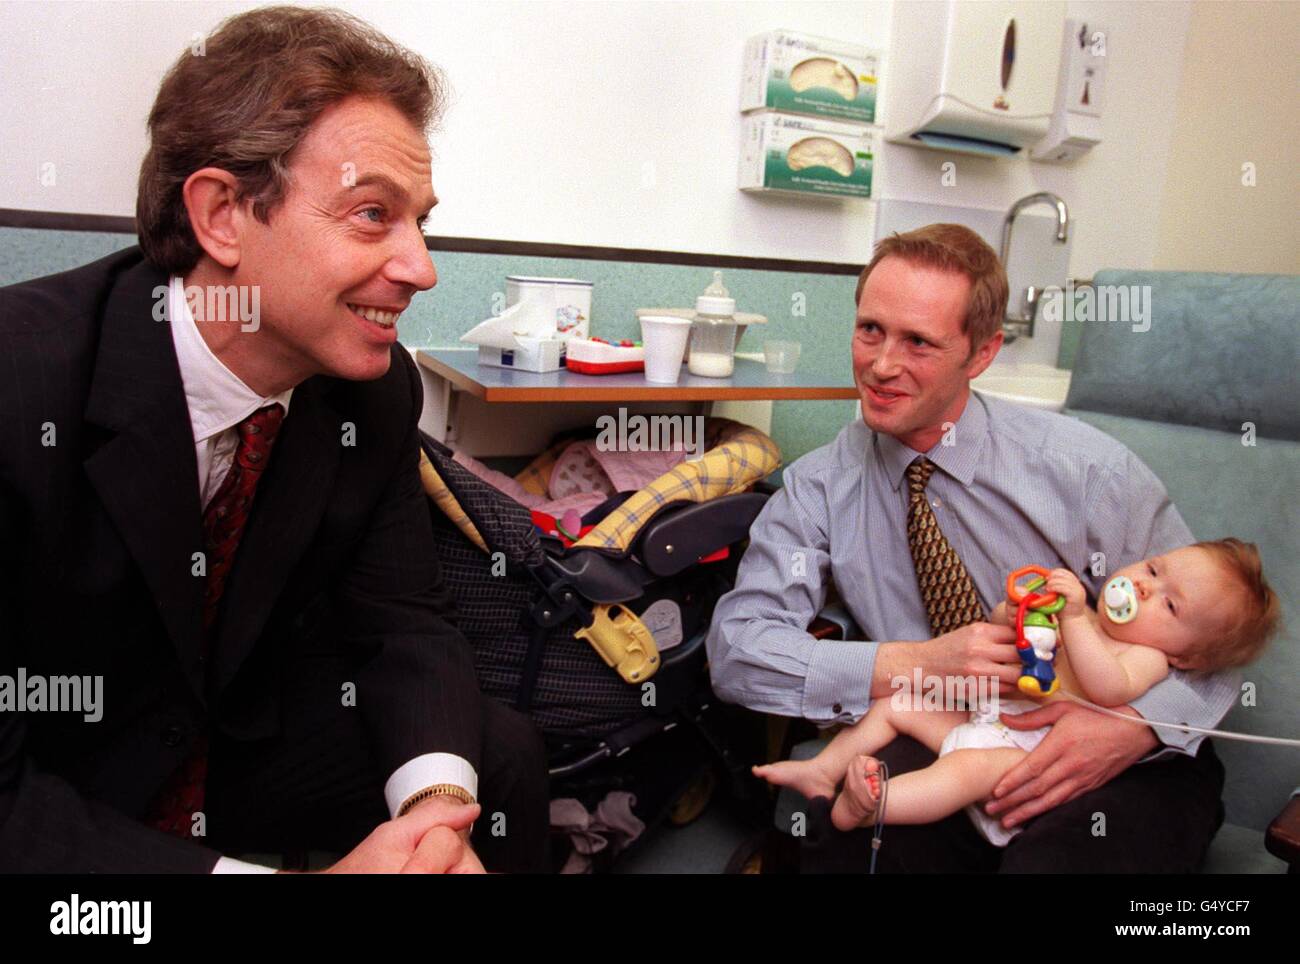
[168,275,293,444]
[873,390,989,491]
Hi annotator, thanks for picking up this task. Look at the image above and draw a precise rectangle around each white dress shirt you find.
[166,278,478,873]
[168,276,294,509]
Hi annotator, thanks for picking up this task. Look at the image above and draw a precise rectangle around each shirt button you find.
[933,498,942,508]
[832,703,843,714]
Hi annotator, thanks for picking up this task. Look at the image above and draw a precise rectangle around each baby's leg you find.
[882,703,971,755]
[831,747,1025,832]
[754,700,968,800]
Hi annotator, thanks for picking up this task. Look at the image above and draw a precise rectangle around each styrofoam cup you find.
[639,314,692,383]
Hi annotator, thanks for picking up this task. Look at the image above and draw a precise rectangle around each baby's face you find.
[1098,547,1236,669]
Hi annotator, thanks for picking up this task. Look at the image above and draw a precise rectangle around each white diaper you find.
[937,698,1050,847]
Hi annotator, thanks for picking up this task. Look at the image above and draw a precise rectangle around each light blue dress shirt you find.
[706,391,1238,757]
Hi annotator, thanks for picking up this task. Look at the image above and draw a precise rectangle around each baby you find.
[755,538,1279,844]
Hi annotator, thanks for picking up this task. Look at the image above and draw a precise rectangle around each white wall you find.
[4,0,1286,277]
[0,0,889,263]
[1154,0,1300,274]
[873,0,1196,280]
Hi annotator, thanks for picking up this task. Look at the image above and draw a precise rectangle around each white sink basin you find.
[973,363,1072,412]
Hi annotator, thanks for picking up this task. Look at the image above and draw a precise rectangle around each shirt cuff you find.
[1138,744,1186,764]
[212,857,278,874]
[1131,677,1207,757]
[804,639,878,725]
[383,753,479,818]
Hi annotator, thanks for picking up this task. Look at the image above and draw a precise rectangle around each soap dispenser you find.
[689,271,739,378]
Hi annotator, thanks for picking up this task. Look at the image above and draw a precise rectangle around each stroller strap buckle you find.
[575,604,661,685]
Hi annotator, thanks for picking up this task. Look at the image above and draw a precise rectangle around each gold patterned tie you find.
[906,457,985,636]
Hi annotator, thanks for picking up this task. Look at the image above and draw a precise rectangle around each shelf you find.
[415,348,857,403]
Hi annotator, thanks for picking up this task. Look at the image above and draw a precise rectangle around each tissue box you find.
[741,30,880,123]
[476,341,566,373]
[739,113,875,199]
[506,276,592,341]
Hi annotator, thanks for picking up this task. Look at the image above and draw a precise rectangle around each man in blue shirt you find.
[708,223,1232,872]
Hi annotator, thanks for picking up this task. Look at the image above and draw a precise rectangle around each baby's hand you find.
[990,600,1012,626]
[1045,568,1088,616]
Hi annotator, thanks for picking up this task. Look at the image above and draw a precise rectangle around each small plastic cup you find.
[688,319,737,378]
[763,340,802,374]
[640,314,693,384]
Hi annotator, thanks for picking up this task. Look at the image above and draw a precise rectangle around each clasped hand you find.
[322,795,486,874]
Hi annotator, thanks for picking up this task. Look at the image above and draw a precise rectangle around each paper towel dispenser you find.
[885,0,1065,158]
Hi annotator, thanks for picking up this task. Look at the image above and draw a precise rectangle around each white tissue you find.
[460,300,556,350]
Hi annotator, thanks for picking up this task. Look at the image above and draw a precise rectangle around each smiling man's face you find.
[852,255,1002,452]
[233,95,438,383]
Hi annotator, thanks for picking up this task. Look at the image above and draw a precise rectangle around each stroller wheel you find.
[724,828,770,874]
[724,828,799,875]
[668,768,717,827]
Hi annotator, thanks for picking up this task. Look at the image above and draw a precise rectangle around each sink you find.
[973,363,1072,412]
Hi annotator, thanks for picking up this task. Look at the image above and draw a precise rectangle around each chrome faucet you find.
[1000,192,1069,342]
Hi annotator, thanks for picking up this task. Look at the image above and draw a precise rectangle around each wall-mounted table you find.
[414,348,857,455]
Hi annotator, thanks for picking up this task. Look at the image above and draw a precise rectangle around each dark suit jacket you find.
[0,247,482,872]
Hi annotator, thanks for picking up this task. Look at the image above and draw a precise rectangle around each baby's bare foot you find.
[752,759,838,801]
[831,755,882,831]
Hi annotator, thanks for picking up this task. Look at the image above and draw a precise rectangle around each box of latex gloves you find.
[739,113,875,199]
[741,30,880,123]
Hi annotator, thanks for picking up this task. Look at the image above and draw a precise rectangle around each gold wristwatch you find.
[397,783,476,817]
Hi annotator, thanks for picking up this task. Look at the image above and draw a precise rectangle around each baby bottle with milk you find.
[688,271,739,378]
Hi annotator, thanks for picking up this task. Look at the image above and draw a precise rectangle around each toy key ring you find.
[1006,565,1067,615]
[1007,565,1065,698]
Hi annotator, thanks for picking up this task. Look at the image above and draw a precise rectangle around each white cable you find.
[1058,689,1300,747]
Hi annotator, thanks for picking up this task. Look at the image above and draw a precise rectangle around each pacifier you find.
[1103,575,1139,624]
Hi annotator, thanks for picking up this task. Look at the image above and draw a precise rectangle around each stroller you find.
[418,418,780,866]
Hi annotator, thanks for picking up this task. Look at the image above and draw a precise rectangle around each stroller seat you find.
[418,418,780,760]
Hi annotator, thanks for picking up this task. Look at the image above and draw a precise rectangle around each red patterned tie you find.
[148,403,285,838]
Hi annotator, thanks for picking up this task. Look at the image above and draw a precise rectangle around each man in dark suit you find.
[0,6,547,873]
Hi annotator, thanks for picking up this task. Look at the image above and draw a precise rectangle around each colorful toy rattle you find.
[1005,566,1067,697]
